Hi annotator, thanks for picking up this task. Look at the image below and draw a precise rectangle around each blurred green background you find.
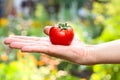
[0,0,120,80]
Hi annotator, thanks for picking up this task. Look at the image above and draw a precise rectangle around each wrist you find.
[76,45,98,65]
[85,46,99,65]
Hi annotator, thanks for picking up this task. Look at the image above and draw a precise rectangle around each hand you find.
[4,26,96,65]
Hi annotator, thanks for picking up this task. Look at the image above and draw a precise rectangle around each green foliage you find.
[0,28,8,36]
[91,0,120,43]
[90,64,120,80]
[58,74,79,80]
[57,0,86,8]
[35,3,50,23]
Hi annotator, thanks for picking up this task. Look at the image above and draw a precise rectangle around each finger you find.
[21,45,78,63]
[21,45,71,59]
[4,38,35,44]
[4,37,49,44]
[21,45,49,53]
[4,38,24,44]
[10,36,49,41]
[10,41,50,49]
[44,26,51,35]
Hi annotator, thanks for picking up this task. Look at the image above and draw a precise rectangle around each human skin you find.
[4,26,120,65]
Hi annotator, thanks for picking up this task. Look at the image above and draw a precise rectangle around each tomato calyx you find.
[58,23,70,30]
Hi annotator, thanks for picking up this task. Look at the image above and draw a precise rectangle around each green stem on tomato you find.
[59,23,70,30]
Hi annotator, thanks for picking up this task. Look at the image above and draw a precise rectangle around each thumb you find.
[44,26,51,35]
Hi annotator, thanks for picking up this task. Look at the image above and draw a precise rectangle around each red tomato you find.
[49,23,74,45]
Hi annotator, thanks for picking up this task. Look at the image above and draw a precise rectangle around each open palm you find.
[4,27,94,65]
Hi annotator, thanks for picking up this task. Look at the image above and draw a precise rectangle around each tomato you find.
[49,23,74,45]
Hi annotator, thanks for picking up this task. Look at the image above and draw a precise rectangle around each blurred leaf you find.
[35,3,49,23]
